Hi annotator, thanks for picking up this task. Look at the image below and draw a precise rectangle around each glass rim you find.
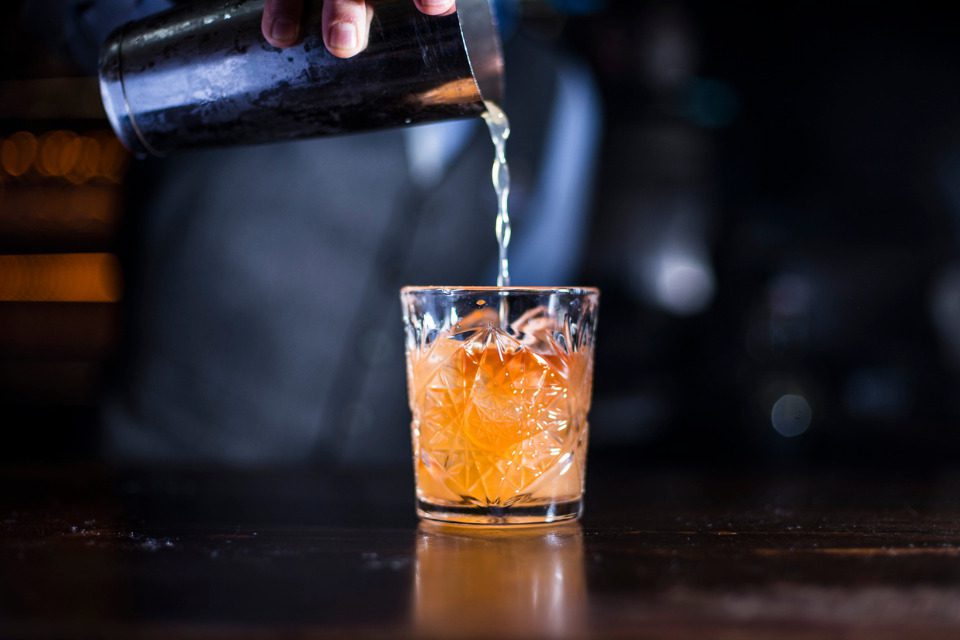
[400,285,600,296]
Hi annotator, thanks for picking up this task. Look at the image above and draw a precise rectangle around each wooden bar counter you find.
[3,460,960,638]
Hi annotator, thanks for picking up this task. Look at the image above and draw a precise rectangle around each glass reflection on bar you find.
[414,522,586,638]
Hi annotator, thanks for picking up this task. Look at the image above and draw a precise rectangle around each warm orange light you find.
[0,253,121,302]
[57,134,82,177]
[35,132,56,176]
[95,134,127,182]
[1,132,37,177]
[66,137,102,184]
[37,130,79,177]
[0,130,127,183]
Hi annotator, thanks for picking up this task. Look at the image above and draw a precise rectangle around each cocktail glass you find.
[401,287,599,525]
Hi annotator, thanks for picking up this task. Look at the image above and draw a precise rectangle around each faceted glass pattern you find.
[401,287,599,524]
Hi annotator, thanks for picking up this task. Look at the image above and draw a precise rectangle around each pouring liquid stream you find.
[481,100,512,328]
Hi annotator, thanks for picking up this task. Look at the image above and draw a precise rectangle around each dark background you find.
[3,1,960,468]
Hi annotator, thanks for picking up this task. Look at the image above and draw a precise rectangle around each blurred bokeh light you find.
[0,253,121,302]
[3,1,960,467]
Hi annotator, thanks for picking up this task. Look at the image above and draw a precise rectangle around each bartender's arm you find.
[262,0,456,56]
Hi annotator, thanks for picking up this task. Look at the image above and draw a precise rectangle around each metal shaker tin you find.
[99,0,503,156]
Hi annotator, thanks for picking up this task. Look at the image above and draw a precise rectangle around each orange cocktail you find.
[401,287,599,525]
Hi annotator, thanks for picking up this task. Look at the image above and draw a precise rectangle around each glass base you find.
[417,498,582,526]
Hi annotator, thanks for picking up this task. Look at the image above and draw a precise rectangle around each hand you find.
[262,0,457,58]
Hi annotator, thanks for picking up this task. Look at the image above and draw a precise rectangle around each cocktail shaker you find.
[98,0,503,156]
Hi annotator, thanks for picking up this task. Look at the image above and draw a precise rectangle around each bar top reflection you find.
[7,468,960,638]
[414,522,586,638]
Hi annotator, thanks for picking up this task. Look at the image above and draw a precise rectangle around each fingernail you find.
[270,17,299,44]
[328,21,358,51]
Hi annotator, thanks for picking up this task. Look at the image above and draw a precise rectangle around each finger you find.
[323,0,371,59]
[414,0,456,16]
[262,0,304,48]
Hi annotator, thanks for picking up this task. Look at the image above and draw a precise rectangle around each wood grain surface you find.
[2,462,960,638]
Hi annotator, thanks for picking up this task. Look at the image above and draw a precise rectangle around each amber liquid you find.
[407,319,592,523]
